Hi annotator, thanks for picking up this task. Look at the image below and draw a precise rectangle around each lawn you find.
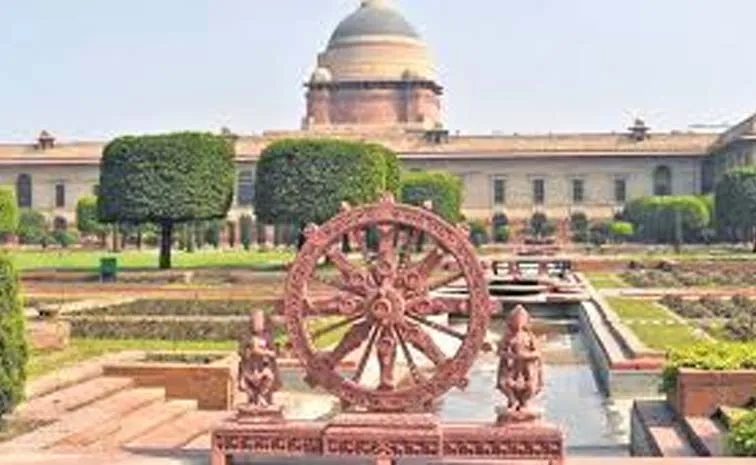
[624,322,704,351]
[585,272,629,290]
[605,297,677,321]
[9,249,296,271]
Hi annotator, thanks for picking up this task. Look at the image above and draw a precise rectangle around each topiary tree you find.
[0,253,27,422]
[98,132,235,268]
[76,196,108,247]
[0,188,19,242]
[17,209,48,245]
[240,215,253,251]
[624,195,710,244]
[715,167,756,252]
[254,139,401,230]
[400,171,464,222]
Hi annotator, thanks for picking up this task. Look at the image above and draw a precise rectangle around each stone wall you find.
[668,368,756,417]
[103,357,236,410]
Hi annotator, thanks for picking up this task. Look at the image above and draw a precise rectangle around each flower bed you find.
[621,263,756,288]
[663,342,756,418]
[660,295,756,341]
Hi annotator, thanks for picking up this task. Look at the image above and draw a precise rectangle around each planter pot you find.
[667,368,756,418]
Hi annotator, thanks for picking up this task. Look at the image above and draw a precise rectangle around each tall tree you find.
[254,139,400,227]
[400,171,464,222]
[715,166,756,252]
[98,132,235,268]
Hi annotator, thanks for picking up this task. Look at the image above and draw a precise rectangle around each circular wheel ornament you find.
[282,193,492,412]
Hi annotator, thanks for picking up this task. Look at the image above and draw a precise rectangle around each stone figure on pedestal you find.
[496,304,544,423]
[237,310,282,409]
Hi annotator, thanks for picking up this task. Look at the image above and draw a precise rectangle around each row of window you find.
[490,166,672,206]
[15,174,66,208]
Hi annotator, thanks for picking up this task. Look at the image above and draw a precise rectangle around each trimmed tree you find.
[715,167,756,252]
[17,209,48,245]
[0,253,27,422]
[400,171,464,222]
[254,139,401,228]
[0,188,19,241]
[98,132,235,268]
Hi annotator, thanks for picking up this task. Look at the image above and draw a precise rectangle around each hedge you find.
[70,299,262,317]
[715,166,756,251]
[67,315,250,342]
[0,253,27,421]
[400,171,463,223]
[623,195,710,243]
[661,342,756,392]
[18,209,48,245]
[254,139,400,227]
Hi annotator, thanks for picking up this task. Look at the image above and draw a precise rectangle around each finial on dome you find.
[361,0,387,8]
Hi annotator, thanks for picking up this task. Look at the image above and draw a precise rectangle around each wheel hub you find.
[369,287,405,325]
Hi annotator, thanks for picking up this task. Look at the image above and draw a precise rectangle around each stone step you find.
[633,401,697,457]
[13,377,135,423]
[124,410,231,450]
[71,399,198,452]
[0,387,165,452]
[681,416,727,456]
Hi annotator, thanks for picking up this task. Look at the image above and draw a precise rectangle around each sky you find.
[2,0,756,142]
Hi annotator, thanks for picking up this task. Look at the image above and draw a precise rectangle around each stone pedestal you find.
[235,404,284,424]
[26,318,70,350]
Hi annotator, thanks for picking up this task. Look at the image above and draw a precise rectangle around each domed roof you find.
[329,0,419,45]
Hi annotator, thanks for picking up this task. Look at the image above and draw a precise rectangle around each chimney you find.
[37,130,55,150]
[628,118,650,141]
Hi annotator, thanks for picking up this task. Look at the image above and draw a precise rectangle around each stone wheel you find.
[282,193,492,412]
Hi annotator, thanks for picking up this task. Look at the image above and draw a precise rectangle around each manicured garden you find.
[660,295,756,342]
[584,272,629,290]
[620,264,756,288]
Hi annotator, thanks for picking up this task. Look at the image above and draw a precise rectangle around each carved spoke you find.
[393,325,424,384]
[428,269,466,291]
[325,247,372,293]
[371,224,397,284]
[352,325,380,384]
[305,295,365,316]
[311,273,368,298]
[396,320,447,366]
[375,326,398,390]
[320,318,373,366]
[310,313,364,341]
[407,312,468,342]
[411,247,446,280]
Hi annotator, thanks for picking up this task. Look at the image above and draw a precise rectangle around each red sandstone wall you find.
[669,369,756,417]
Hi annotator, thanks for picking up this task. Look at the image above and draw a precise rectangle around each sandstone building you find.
[2,0,755,228]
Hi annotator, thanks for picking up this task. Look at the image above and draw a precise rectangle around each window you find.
[237,170,254,206]
[493,178,506,205]
[532,179,545,205]
[653,166,672,196]
[572,179,585,204]
[16,174,32,208]
[55,182,66,208]
[614,178,627,203]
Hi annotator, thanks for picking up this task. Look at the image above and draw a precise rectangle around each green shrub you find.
[466,219,489,247]
[661,342,756,392]
[609,221,634,242]
[17,209,48,245]
[400,171,463,222]
[76,196,107,238]
[0,253,27,421]
[68,316,248,342]
[571,212,589,242]
[728,410,756,457]
[51,229,79,248]
[204,220,221,249]
[0,187,19,239]
[494,225,510,243]
[714,167,756,251]
[239,215,253,251]
[624,195,710,243]
[589,221,611,245]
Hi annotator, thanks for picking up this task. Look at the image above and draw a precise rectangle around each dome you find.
[316,1,436,82]
[329,0,419,45]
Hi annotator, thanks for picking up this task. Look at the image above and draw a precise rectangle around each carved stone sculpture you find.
[238,310,282,412]
[496,304,544,423]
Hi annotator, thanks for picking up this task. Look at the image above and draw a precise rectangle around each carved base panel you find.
[211,416,564,465]
[235,404,284,424]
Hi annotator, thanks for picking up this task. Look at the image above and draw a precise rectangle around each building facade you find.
[1,0,755,227]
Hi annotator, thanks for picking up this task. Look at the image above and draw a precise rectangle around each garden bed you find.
[660,295,756,341]
[620,262,756,288]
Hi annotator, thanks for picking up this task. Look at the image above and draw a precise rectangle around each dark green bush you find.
[661,342,756,392]
[570,212,589,242]
[624,195,710,243]
[494,225,510,243]
[728,410,756,457]
[51,229,79,248]
[239,215,253,251]
[254,139,400,226]
[18,209,48,245]
[466,219,489,247]
[714,167,756,251]
[401,171,463,222]
[0,253,27,421]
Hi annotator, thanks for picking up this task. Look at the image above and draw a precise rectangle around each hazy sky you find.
[2,0,756,142]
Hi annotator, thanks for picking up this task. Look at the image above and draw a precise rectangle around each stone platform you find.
[211,413,565,465]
